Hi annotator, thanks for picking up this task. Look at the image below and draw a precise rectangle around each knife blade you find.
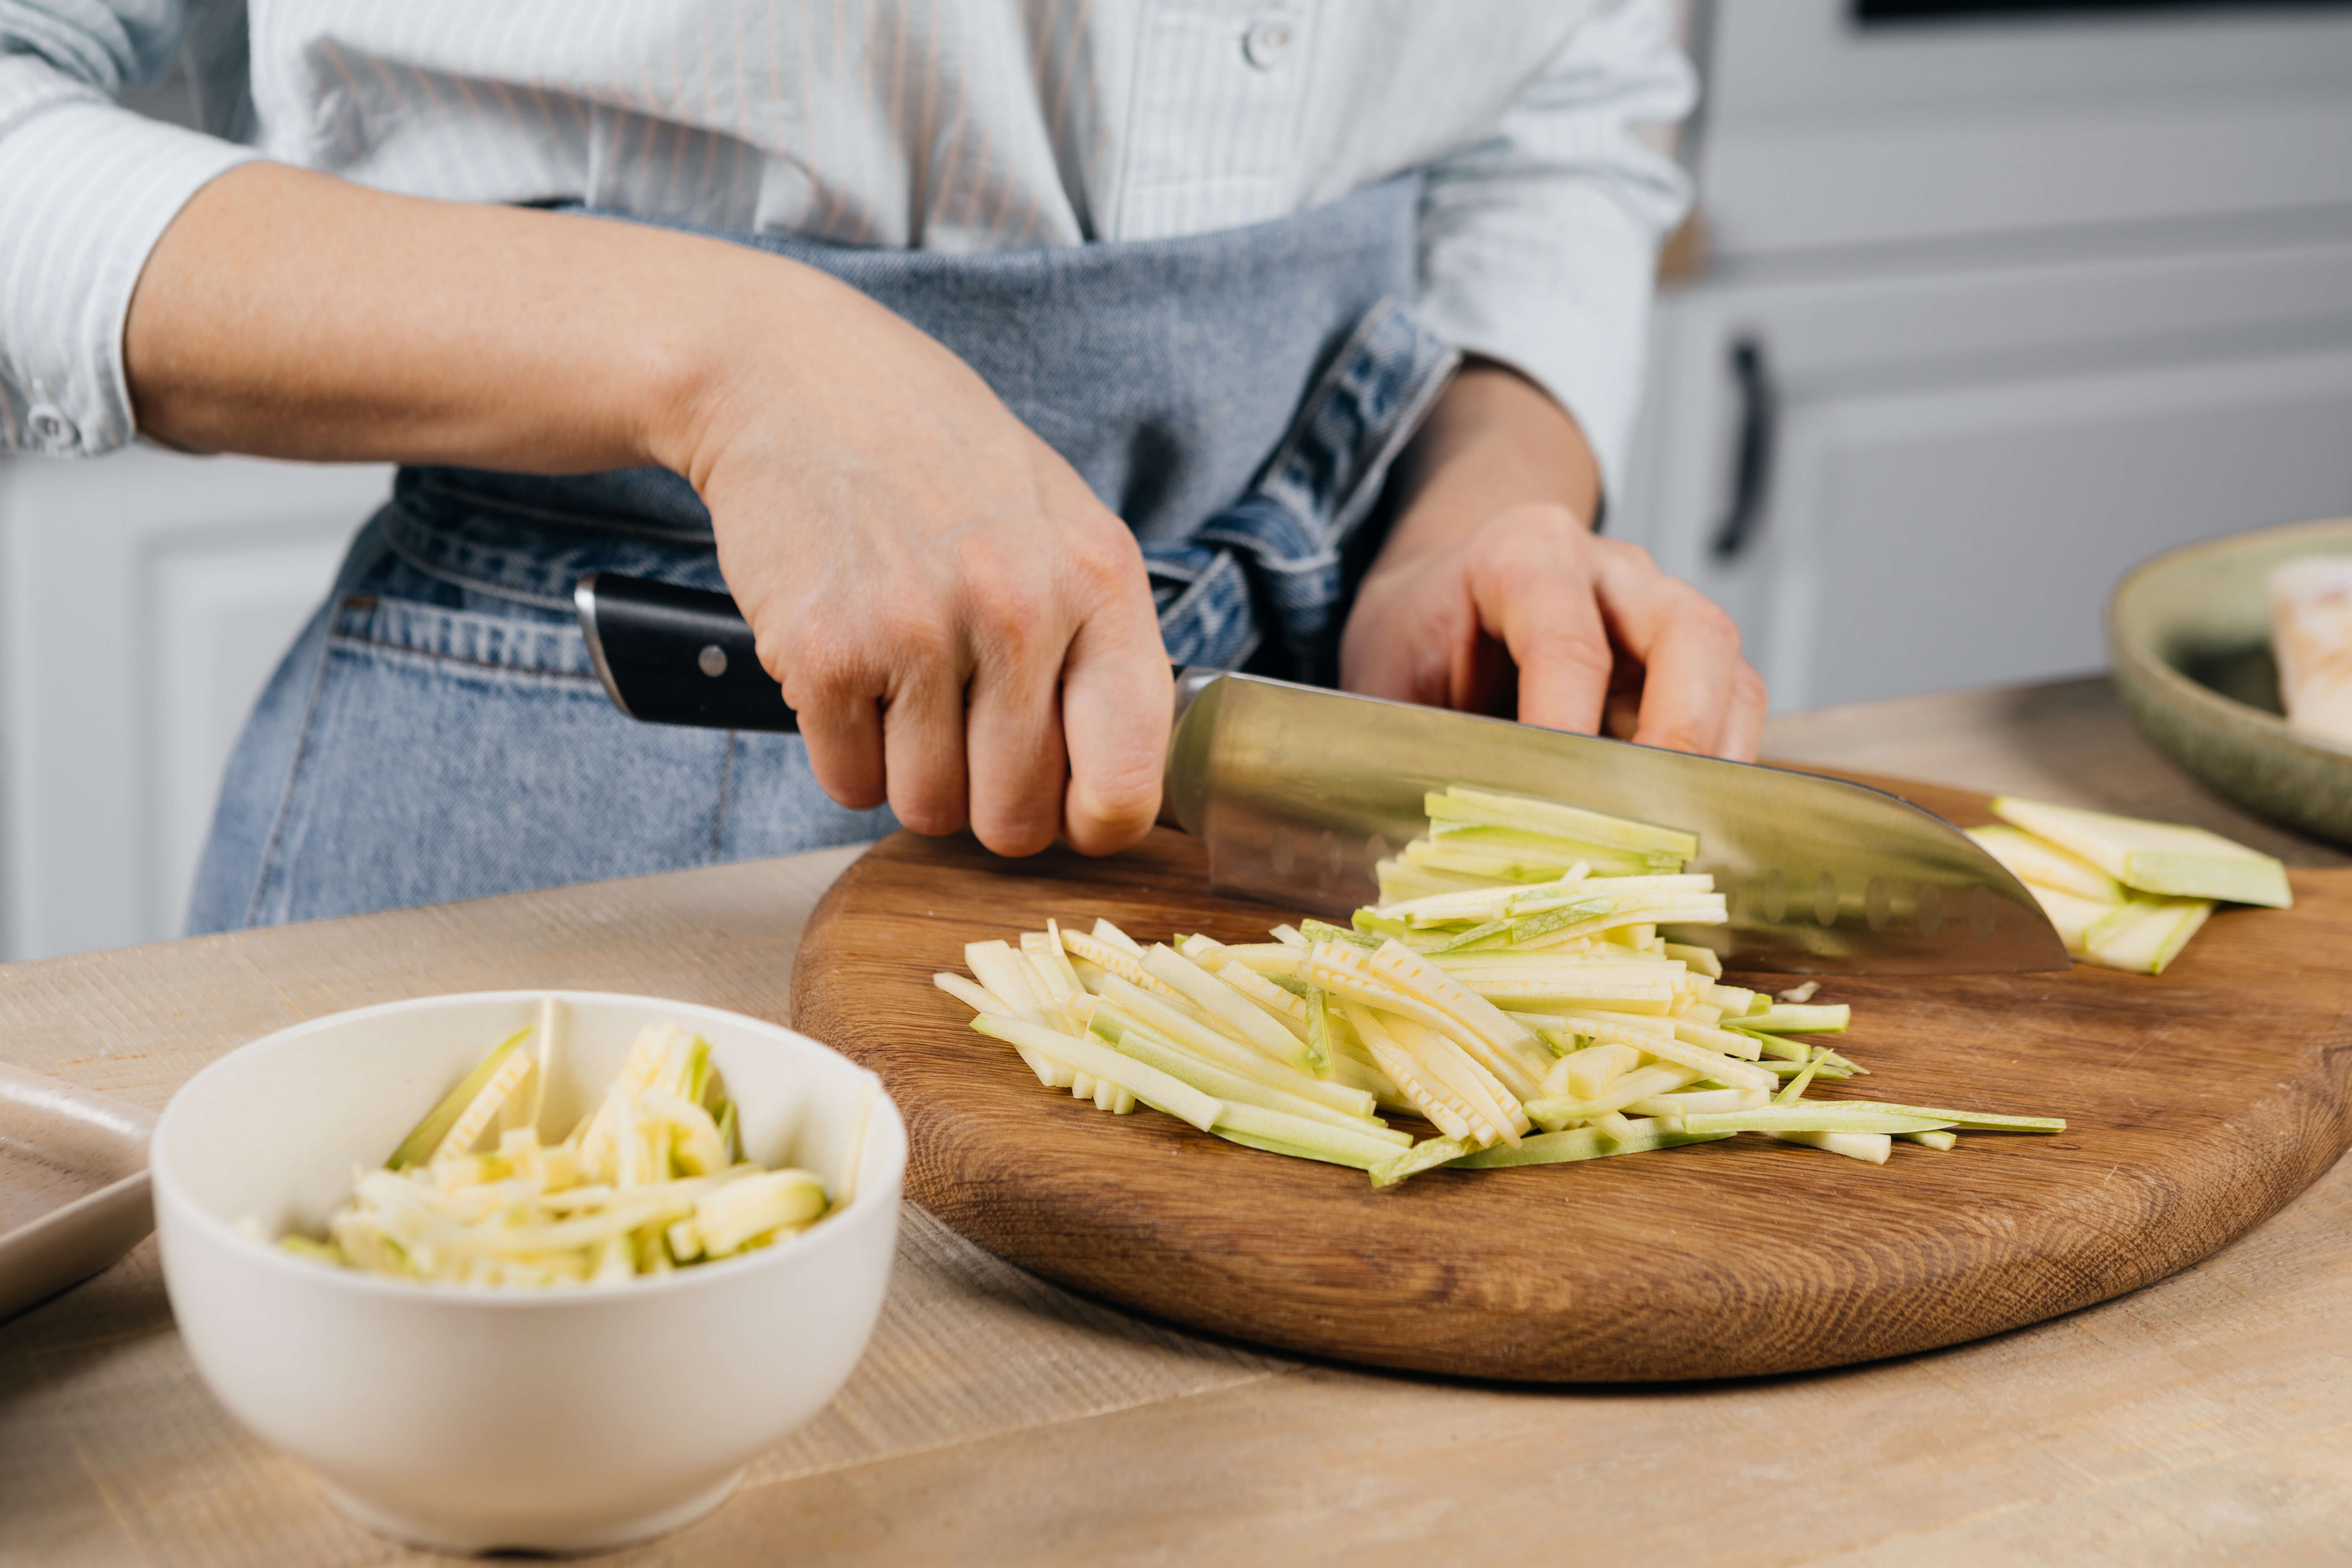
[576,572,2068,974]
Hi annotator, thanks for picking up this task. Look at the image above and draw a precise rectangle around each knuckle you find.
[951,529,1021,599]
[1528,628,1614,681]
[973,807,1058,859]
[874,602,958,669]
[973,594,1052,664]
[891,789,967,838]
[1062,521,1144,603]
[812,764,887,813]
[1687,595,1741,646]
[1635,574,1739,649]
[956,540,1058,655]
[769,623,857,702]
[1072,752,1163,832]
[1598,537,1659,573]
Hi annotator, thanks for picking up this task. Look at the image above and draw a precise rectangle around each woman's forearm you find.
[125,161,821,480]
[1371,359,1603,576]
[127,160,1175,856]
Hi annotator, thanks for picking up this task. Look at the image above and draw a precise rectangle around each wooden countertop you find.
[3,677,2346,1567]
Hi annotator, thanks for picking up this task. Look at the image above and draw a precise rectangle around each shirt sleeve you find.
[0,0,261,457]
[1413,0,1697,508]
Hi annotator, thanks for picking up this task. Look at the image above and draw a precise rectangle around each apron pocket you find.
[214,593,886,931]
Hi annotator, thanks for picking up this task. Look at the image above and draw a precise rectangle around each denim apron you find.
[187,177,1459,935]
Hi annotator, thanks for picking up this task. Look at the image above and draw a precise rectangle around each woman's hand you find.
[674,277,1171,858]
[1339,362,1766,759]
[126,163,1172,858]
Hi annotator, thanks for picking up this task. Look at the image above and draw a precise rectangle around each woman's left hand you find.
[1338,361,1767,761]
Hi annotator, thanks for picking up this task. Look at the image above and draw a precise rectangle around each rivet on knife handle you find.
[574,572,798,733]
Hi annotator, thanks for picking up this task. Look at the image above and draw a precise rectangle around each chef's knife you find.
[576,572,2068,974]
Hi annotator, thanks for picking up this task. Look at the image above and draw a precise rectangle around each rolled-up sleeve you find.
[1414,0,1697,506]
[0,0,259,456]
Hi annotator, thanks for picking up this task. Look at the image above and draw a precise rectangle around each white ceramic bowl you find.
[152,991,904,1555]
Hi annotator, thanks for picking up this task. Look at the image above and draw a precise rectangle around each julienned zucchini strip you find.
[384,1026,534,1171]
[935,787,2066,1186]
[1445,1119,1735,1172]
[286,1013,841,1286]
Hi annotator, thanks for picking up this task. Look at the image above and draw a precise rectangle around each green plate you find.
[2107,517,2352,848]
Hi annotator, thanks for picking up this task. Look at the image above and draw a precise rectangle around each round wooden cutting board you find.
[791,773,2352,1382]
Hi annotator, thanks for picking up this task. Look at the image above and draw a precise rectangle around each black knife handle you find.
[575,572,797,732]
[579,572,1211,742]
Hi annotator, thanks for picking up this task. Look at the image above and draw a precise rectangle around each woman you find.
[0,0,1765,931]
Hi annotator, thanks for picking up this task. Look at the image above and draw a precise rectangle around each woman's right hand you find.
[125,164,1172,858]
[662,267,1173,857]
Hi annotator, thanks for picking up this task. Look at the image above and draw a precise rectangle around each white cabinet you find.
[1620,229,2352,711]
[0,451,391,958]
[1614,0,2352,715]
[1691,3,2352,257]
[1759,345,2352,710]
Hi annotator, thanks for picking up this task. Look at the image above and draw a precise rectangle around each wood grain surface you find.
[793,771,2352,1383]
[8,683,2352,1565]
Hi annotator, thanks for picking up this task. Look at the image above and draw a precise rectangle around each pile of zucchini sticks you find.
[1966,795,2292,975]
[276,1008,845,1287]
[936,787,2062,1187]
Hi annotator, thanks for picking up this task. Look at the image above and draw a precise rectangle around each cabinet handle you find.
[1710,336,1777,561]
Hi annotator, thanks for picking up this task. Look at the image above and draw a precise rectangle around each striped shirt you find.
[0,0,1693,497]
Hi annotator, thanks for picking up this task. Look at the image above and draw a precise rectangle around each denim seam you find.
[1188,527,1338,574]
[1319,330,1460,547]
[1257,301,1459,553]
[1244,299,1399,507]
[241,607,342,930]
[325,628,603,684]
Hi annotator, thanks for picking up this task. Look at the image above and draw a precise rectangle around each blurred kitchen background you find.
[3,0,2350,960]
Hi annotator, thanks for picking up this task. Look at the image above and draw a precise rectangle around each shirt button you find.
[27,404,78,453]
[1243,16,1295,69]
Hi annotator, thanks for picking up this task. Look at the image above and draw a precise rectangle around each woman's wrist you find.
[625,249,789,488]
[1366,359,1601,583]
